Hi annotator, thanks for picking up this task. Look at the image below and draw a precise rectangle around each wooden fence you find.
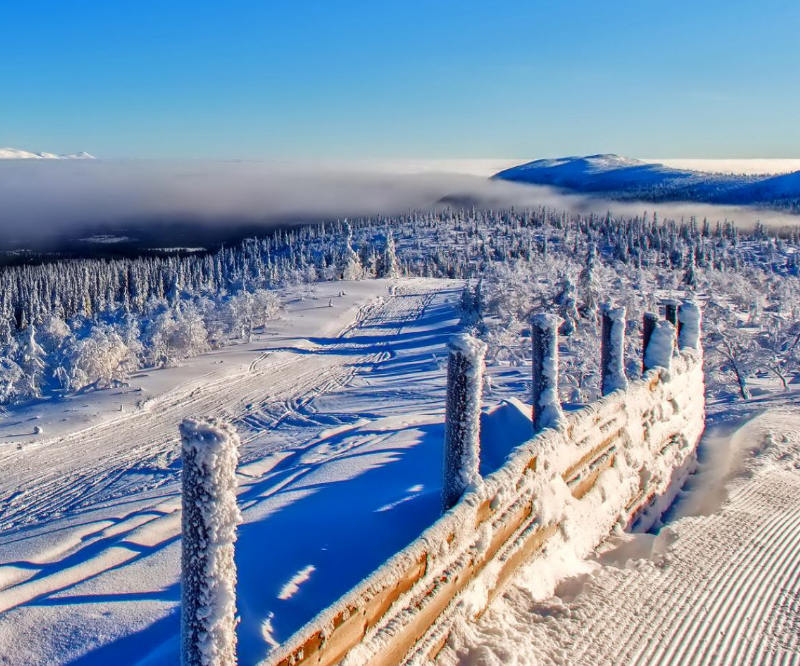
[256,303,705,666]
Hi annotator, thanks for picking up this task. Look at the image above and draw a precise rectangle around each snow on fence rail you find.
[261,301,705,666]
[176,301,704,666]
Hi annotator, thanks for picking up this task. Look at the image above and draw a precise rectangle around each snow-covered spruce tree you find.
[459,282,479,327]
[180,418,241,666]
[442,333,487,512]
[376,231,401,278]
[555,275,580,336]
[340,223,365,281]
[16,325,47,399]
[578,243,601,322]
[67,324,137,392]
[0,357,23,404]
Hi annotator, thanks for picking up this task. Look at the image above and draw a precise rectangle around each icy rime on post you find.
[531,313,565,431]
[442,333,487,512]
[663,299,681,330]
[642,312,660,373]
[678,299,702,351]
[644,320,677,373]
[601,305,628,395]
[180,418,242,666]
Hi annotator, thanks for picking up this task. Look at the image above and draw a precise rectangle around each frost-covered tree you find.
[376,232,401,278]
[146,308,210,367]
[16,326,47,399]
[706,321,758,400]
[0,357,24,404]
[578,244,601,322]
[340,223,365,281]
[758,318,800,390]
[555,275,580,336]
[67,324,137,392]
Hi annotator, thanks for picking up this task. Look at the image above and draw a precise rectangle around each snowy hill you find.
[493,154,800,211]
[0,147,95,160]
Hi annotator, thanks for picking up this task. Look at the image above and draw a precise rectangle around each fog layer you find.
[0,160,796,247]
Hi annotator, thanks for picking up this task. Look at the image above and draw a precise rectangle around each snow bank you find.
[180,418,242,666]
[263,349,705,666]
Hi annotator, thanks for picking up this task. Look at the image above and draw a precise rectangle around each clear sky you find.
[2,0,798,160]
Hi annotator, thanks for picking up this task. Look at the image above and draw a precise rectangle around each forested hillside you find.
[0,209,798,407]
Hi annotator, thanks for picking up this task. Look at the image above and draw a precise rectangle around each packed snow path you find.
[0,278,463,665]
[0,282,431,532]
[443,400,800,666]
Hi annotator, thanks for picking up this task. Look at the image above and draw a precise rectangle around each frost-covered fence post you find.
[442,333,487,512]
[180,418,242,666]
[642,312,659,373]
[601,305,628,395]
[663,299,681,337]
[531,313,565,431]
[678,300,702,351]
[643,320,677,373]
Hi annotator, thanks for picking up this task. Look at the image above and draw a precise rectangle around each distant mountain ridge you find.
[493,154,800,212]
[0,147,95,160]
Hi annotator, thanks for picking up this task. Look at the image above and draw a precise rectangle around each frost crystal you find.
[644,320,676,372]
[442,333,487,512]
[180,418,242,666]
[678,300,702,351]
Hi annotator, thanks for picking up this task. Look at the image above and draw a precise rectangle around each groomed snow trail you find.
[442,404,800,666]
[0,283,430,532]
[0,278,458,666]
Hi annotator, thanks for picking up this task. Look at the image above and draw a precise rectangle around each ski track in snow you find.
[0,284,431,533]
[443,405,800,666]
[0,280,442,638]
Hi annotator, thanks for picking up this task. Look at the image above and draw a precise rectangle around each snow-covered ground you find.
[0,277,467,665]
[442,390,800,666]
[1,272,798,666]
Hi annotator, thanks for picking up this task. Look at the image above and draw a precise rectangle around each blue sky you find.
[2,0,798,159]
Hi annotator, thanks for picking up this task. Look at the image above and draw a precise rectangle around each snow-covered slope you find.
[0,147,95,160]
[443,394,800,666]
[493,154,800,209]
[0,278,462,665]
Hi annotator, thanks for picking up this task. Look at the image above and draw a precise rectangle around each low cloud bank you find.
[0,160,796,247]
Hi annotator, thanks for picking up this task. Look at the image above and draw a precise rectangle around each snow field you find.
[0,279,458,665]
